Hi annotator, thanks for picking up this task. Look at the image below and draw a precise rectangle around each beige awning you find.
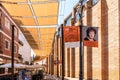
[1,0,59,61]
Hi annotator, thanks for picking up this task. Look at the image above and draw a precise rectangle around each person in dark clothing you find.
[38,70,44,80]
[84,27,96,41]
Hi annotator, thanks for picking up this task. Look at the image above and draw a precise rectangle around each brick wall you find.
[48,0,120,79]
[1,8,18,42]
[75,47,79,77]
[83,0,119,80]
[1,31,18,58]
[0,6,19,59]
[63,0,120,79]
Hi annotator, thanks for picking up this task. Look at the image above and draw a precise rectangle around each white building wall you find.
[19,31,31,63]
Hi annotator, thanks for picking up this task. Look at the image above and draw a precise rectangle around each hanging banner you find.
[83,26,98,47]
[63,26,80,48]
[54,60,62,65]
[54,60,58,64]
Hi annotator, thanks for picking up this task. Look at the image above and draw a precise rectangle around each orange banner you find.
[84,41,98,47]
[63,26,80,42]
[54,60,62,65]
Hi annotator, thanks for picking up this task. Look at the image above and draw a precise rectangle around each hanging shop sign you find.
[83,26,98,47]
[63,26,80,48]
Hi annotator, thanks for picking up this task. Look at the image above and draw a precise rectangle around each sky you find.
[58,0,79,25]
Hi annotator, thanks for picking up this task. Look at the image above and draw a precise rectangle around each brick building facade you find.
[47,0,120,80]
[0,4,19,64]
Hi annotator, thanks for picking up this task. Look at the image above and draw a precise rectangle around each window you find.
[0,11,2,18]
[14,45,17,53]
[0,68,5,74]
[92,0,99,5]
[0,46,3,53]
[0,12,1,29]
[5,40,10,50]
[66,16,72,26]
[75,13,80,22]
[8,68,12,73]
[14,27,17,36]
[0,19,1,29]
[5,17,10,29]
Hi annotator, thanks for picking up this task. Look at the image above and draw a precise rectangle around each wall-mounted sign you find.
[64,26,79,42]
[83,26,98,47]
[63,26,80,48]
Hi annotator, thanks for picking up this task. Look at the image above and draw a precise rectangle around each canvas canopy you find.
[0,0,59,61]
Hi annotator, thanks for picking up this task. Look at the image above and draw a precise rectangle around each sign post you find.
[61,24,65,80]
[79,8,84,80]
[78,0,100,80]
[11,25,14,80]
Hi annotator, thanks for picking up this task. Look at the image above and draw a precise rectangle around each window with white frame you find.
[14,27,17,36]
[0,18,1,29]
[5,40,10,50]
[14,45,17,53]
[0,11,2,18]
[0,11,1,29]
[5,17,10,29]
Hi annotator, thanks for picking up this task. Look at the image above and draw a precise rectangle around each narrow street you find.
[43,73,78,80]
[43,74,66,80]
[0,0,119,80]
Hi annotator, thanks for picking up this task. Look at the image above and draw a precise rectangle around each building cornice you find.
[0,54,18,61]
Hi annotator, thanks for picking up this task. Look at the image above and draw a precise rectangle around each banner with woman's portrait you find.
[83,26,98,47]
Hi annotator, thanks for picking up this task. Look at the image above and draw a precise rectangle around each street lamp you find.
[61,24,65,80]
[77,1,86,80]
[11,25,15,80]
[78,0,100,80]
